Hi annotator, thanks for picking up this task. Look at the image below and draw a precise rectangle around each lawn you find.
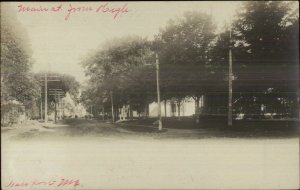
[117,116,299,138]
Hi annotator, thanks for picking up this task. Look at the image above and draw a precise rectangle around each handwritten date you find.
[6,178,80,188]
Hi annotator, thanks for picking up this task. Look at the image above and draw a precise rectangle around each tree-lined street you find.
[1,1,299,189]
[80,1,299,125]
[1,1,298,126]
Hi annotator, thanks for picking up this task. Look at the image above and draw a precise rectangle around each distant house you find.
[149,97,205,117]
[115,94,227,120]
[148,93,229,118]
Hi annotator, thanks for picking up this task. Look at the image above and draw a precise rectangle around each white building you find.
[149,97,204,117]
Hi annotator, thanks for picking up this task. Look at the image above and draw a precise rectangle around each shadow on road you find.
[1,118,298,141]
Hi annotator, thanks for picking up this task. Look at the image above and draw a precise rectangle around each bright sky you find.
[5,1,240,84]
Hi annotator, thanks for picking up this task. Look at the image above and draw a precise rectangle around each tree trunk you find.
[144,102,149,118]
[110,91,115,123]
[129,103,133,120]
[124,105,129,119]
[54,102,57,123]
[192,96,200,123]
[164,100,167,118]
[102,106,105,121]
[177,101,181,120]
[40,99,43,120]
[202,94,207,112]
[115,108,118,121]
[193,96,200,109]
[138,104,141,118]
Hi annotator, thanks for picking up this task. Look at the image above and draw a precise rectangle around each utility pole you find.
[40,75,62,123]
[91,105,93,116]
[110,91,115,123]
[228,25,233,126]
[44,73,48,123]
[58,97,60,120]
[54,89,57,123]
[156,53,162,131]
[40,89,43,120]
[102,106,105,121]
[62,99,65,119]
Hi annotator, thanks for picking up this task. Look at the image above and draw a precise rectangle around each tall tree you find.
[232,1,299,117]
[1,4,40,122]
[81,36,156,119]
[155,11,217,110]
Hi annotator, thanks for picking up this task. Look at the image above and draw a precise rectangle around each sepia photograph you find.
[1,1,299,189]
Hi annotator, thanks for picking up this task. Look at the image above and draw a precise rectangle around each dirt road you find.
[1,119,299,189]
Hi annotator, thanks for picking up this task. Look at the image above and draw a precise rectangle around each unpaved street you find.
[2,119,299,189]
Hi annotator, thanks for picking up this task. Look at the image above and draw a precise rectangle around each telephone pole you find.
[54,89,57,123]
[40,89,43,120]
[228,26,233,126]
[44,73,48,123]
[110,91,115,123]
[102,106,105,121]
[91,105,93,116]
[156,53,162,131]
[143,53,163,130]
[41,75,62,123]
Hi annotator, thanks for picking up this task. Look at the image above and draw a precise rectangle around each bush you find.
[1,103,24,126]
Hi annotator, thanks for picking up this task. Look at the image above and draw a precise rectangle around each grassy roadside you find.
[1,118,298,140]
[116,117,299,138]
